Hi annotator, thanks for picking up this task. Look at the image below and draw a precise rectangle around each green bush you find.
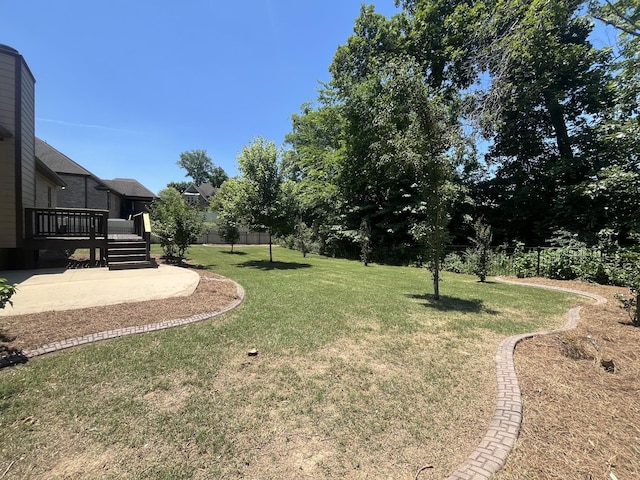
[150,188,207,260]
[442,252,466,274]
[0,278,16,309]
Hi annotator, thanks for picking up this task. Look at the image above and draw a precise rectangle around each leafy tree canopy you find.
[177,149,229,187]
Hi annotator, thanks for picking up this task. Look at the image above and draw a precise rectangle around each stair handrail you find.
[132,212,152,262]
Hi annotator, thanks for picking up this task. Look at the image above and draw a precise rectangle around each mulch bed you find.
[0,259,239,355]
[494,277,640,480]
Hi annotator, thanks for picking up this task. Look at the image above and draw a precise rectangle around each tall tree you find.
[576,0,640,243]
[449,0,613,244]
[591,0,640,36]
[328,5,469,269]
[284,99,344,240]
[177,149,229,187]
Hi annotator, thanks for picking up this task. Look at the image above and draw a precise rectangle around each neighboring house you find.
[0,44,156,269]
[182,183,217,208]
[35,139,157,219]
[35,137,111,211]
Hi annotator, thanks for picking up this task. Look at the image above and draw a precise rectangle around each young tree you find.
[217,217,240,253]
[177,149,229,187]
[469,217,493,282]
[150,188,207,260]
[357,219,373,266]
[294,220,314,258]
[211,178,246,253]
[236,137,297,262]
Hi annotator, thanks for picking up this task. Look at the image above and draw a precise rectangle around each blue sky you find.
[3,1,400,194]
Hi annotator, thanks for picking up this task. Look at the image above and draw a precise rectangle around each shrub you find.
[150,188,207,260]
[469,218,493,282]
[295,221,314,258]
[443,252,466,273]
[513,242,536,278]
[0,278,16,309]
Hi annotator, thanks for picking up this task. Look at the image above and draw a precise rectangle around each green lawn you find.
[0,246,576,479]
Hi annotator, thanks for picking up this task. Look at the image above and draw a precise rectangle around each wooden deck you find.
[22,208,152,268]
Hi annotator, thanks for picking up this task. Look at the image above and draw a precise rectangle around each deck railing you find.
[25,207,109,239]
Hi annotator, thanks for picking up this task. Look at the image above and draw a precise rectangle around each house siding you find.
[87,178,107,209]
[35,171,58,207]
[57,173,108,210]
[0,49,17,248]
[109,192,122,218]
[20,59,36,213]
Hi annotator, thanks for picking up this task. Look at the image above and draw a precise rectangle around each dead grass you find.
[494,278,640,480]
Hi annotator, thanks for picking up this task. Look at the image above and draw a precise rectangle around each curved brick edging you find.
[445,278,607,480]
[21,280,246,360]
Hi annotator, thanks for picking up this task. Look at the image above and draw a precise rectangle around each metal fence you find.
[442,245,611,278]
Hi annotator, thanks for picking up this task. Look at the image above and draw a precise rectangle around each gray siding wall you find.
[0,51,17,248]
[109,192,122,218]
[87,178,107,209]
[20,61,35,212]
[35,171,58,208]
[57,174,108,210]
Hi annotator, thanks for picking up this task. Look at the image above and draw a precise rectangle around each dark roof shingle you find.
[35,137,95,176]
[103,178,157,199]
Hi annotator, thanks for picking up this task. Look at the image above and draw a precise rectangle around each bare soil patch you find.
[0,258,239,353]
[494,277,640,480]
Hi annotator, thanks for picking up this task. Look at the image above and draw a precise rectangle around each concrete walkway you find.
[0,265,200,316]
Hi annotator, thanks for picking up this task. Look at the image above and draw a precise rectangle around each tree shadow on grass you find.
[168,259,217,270]
[406,294,500,315]
[237,260,312,271]
[220,251,248,256]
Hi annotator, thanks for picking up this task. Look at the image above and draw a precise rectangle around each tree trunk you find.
[544,92,573,162]
[269,231,273,263]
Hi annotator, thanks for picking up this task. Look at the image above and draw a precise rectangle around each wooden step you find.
[107,238,155,270]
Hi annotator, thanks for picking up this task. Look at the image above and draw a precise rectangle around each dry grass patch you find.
[495,278,640,480]
[198,331,500,479]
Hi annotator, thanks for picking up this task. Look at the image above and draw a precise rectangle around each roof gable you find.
[35,137,93,176]
[103,178,157,199]
[184,183,217,198]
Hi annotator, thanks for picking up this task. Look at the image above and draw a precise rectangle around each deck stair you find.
[107,235,156,270]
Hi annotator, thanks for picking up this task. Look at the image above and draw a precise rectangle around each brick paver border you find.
[446,278,607,480]
[19,280,245,360]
